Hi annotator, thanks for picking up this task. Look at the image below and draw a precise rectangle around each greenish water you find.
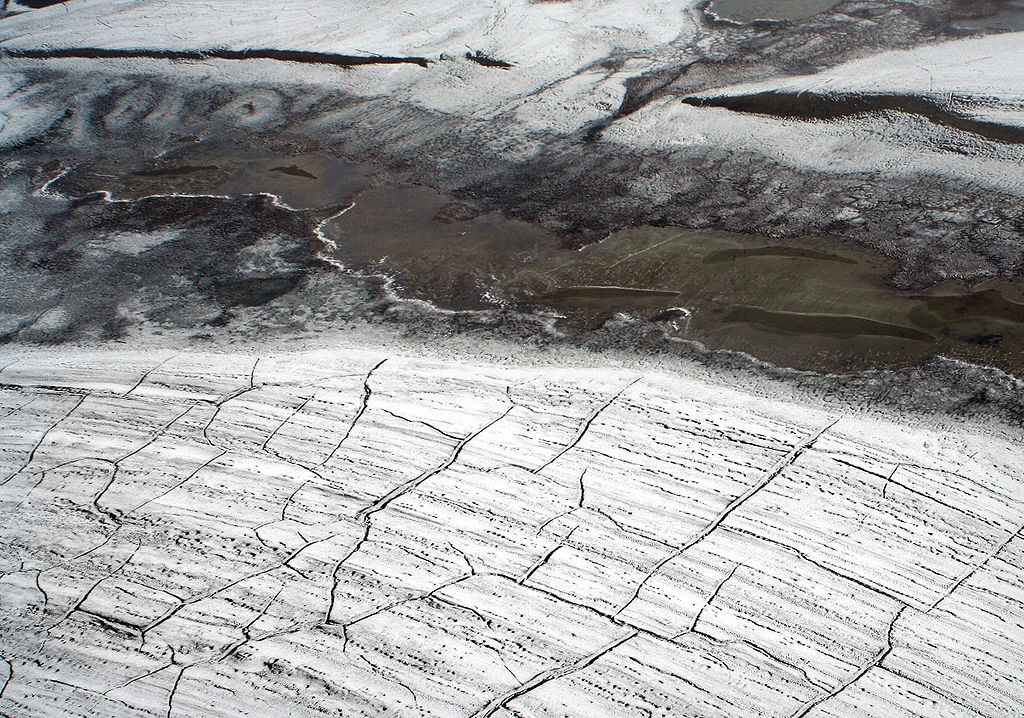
[507,225,1024,372]
[325,200,1024,374]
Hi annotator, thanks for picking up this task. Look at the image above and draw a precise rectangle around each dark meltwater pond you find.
[705,0,841,22]
[325,185,555,307]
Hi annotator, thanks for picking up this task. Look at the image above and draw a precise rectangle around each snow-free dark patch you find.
[705,0,840,22]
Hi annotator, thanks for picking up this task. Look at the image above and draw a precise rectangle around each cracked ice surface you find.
[0,348,1021,717]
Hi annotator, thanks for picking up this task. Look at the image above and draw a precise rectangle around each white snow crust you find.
[0,344,1021,717]
[694,30,1024,104]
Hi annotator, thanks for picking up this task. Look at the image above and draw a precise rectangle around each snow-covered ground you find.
[0,341,1021,717]
[2,0,1023,285]
[2,0,1022,173]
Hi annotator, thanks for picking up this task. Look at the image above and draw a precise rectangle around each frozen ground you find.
[0,341,1022,717]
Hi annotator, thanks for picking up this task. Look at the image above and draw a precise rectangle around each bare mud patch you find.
[57,143,365,209]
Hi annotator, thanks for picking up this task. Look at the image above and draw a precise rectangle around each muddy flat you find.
[320,197,1024,374]
[706,0,841,22]
[60,144,365,209]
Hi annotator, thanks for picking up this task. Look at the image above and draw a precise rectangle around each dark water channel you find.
[704,0,1024,28]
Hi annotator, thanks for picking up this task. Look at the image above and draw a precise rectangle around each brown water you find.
[705,0,841,22]
[73,151,1024,376]
[326,185,555,307]
[521,227,1024,372]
